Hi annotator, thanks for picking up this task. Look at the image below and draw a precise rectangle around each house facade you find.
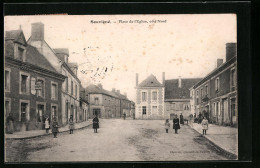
[85,84,131,119]
[164,77,202,120]
[27,22,81,126]
[135,73,165,119]
[191,43,237,127]
[4,29,66,132]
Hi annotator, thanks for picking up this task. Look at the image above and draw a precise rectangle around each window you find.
[20,72,30,94]
[51,105,57,120]
[18,47,24,61]
[200,87,203,98]
[183,104,190,110]
[19,100,30,122]
[5,100,10,115]
[51,82,58,100]
[5,70,10,91]
[152,106,157,113]
[142,92,147,102]
[142,106,146,115]
[75,84,78,98]
[196,90,199,104]
[95,97,99,105]
[215,77,220,92]
[65,78,68,92]
[205,85,208,95]
[36,79,45,97]
[213,103,216,116]
[152,91,157,101]
[71,81,74,95]
[231,68,236,91]
[216,102,220,116]
[36,104,45,122]
[231,98,236,116]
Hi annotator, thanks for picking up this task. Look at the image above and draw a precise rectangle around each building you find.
[164,77,202,120]
[190,43,237,127]
[84,84,131,119]
[80,87,89,121]
[4,29,66,132]
[135,73,165,119]
[27,22,81,126]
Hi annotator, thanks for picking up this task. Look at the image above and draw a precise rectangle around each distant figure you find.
[52,117,59,138]
[6,113,14,134]
[93,115,99,133]
[180,113,184,125]
[123,112,126,120]
[173,115,180,134]
[165,119,170,133]
[44,115,50,133]
[198,112,203,124]
[69,115,74,134]
[201,116,209,135]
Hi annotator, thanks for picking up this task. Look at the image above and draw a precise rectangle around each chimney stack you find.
[136,73,139,87]
[112,88,116,92]
[19,25,22,30]
[217,59,223,68]
[124,92,127,97]
[162,72,165,85]
[226,43,237,62]
[31,22,44,41]
[178,76,182,88]
[97,83,102,89]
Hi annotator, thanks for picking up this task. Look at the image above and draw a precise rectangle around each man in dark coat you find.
[180,113,184,125]
[52,117,59,138]
[93,115,99,133]
[173,115,180,134]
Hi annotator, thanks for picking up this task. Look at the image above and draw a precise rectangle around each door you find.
[52,106,57,120]
[222,98,229,124]
[93,109,101,118]
[21,103,27,123]
[37,104,44,129]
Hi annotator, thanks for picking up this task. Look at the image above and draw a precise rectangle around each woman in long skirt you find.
[69,115,75,134]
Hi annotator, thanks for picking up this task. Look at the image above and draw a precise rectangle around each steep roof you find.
[137,74,163,87]
[165,78,202,100]
[5,30,27,45]
[26,45,57,73]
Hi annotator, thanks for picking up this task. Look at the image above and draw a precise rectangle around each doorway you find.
[93,109,101,118]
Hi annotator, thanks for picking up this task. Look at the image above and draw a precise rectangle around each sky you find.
[4,14,237,101]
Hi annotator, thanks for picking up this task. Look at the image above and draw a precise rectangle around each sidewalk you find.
[189,122,238,157]
[5,120,92,140]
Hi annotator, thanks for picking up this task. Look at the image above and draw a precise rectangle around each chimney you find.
[117,90,120,93]
[178,76,182,88]
[19,25,22,30]
[112,88,116,92]
[226,43,237,62]
[217,59,223,68]
[97,84,102,89]
[136,73,139,87]
[162,72,165,86]
[31,22,44,41]
[124,92,127,97]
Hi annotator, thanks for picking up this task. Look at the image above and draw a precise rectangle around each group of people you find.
[165,113,209,135]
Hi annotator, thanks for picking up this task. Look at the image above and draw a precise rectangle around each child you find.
[201,116,209,135]
[165,119,170,133]
[69,115,74,134]
[44,116,50,133]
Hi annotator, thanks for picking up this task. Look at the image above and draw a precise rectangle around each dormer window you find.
[15,44,26,61]
[18,47,24,61]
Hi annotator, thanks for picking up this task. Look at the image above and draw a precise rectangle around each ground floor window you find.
[20,103,28,122]
[231,98,236,117]
[142,106,146,115]
[36,104,44,122]
[51,105,58,120]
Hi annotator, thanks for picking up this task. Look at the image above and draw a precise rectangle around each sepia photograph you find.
[4,13,238,162]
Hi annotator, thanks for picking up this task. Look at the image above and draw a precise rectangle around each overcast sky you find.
[4,14,236,101]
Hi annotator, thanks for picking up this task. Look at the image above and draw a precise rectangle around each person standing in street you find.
[52,117,59,138]
[69,115,75,134]
[201,116,209,135]
[123,112,126,120]
[44,115,50,133]
[173,115,180,134]
[6,113,14,134]
[93,115,99,133]
[165,119,170,133]
[180,113,184,125]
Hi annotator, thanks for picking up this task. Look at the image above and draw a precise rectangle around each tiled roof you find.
[53,48,69,55]
[137,74,163,87]
[26,45,57,73]
[5,30,22,40]
[4,40,14,58]
[85,84,104,94]
[165,78,202,99]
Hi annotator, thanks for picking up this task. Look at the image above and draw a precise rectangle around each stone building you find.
[84,84,131,119]
[80,87,89,121]
[190,43,237,127]
[135,73,165,119]
[4,29,66,132]
[27,22,81,126]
